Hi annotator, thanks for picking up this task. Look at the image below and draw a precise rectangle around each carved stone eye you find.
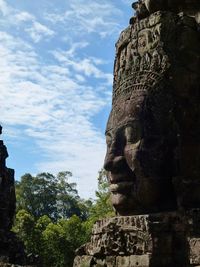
[125,123,142,144]
[125,126,135,143]
[125,126,140,144]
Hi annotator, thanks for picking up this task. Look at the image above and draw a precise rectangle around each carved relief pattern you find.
[112,12,173,105]
[74,211,200,267]
[86,216,152,256]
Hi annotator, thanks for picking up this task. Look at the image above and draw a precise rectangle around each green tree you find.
[15,173,57,219]
[39,215,88,267]
[59,215,89,250]
[34,173,58,219]
[14,169,114,267]
[16,171,85,221]
[13,209,36,254]
[15,174,38,216]
[56,171,81,220]
[77,199,93,221]
[41,222,69,267]
[13,212,89,267]
[34,215,52,256]
[89,168,114,223]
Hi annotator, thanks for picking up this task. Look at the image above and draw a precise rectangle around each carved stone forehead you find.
[106,94,146,133]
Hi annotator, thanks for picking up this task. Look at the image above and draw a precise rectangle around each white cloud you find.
[0,30,110,199]
[0,1,54,43]
[52,49,113,85]
[14,11,35,23]
[26,21,55,43]
[45,0,122,38]
[65,42,89,57]
[0,0,126,199]
[75,74,86,83]
[0,0,10,16]
[121,0,133,5]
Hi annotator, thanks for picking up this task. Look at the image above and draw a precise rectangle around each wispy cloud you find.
[14,11,35,23]
[0,0,128,199]
[0,30,110,198]
[45,0,122,38]
[0,0,10,16]
[25,21,55,43]
[0,0,55,43]
[52,49,113,85]
[121,0,133,5]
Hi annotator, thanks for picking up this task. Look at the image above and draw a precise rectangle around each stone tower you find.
[74,1,200,266]
[0,126,16,231]
[0,126,26,266]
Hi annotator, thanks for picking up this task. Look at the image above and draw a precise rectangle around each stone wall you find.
[74,210,200,267]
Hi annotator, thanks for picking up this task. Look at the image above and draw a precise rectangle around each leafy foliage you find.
[15,172,86,221]
[13,169,114,267]
[13,209,36,254]
[89,169,114,222]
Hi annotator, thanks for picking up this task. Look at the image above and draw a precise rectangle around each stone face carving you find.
[104,8,200,216]
[73,3,200,266]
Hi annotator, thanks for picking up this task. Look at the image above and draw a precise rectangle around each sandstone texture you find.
[74,1,200,266]
[74,210,200,266]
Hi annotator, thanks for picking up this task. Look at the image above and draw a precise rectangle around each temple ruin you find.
[74,1,200,266]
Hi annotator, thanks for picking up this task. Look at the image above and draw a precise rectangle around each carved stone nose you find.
[104,154,114,171]
[104,155,128,172]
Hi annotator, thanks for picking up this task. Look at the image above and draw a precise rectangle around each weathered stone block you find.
[189,238,200,265]
[116,256,130,267]
[73,256,93,267]
[105,256,116,267]
[129,255,150,267]
[95,258,106,267]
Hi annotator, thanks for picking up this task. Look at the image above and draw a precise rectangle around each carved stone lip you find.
[109,181,134,192]
[109,172,135,184]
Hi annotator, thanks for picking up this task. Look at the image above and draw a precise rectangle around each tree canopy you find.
[15,171,88,221]
[13,169,114,267]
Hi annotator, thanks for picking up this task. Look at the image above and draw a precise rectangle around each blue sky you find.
[0,0,133,199]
